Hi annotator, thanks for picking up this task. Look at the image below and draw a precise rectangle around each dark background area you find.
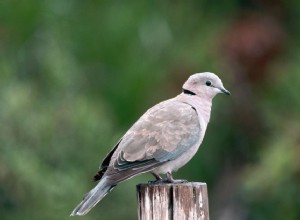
[0,1,300,219]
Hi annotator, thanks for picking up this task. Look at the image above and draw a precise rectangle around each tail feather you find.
[70,177,115,216]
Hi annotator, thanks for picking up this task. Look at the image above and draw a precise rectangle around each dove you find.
[70,72,230,216]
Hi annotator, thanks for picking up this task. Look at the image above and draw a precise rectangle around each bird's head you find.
[182,72,230,99]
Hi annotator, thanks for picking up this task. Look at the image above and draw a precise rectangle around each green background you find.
[1,1,300,219]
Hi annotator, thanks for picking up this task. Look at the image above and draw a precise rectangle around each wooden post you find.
[137,182,209,220]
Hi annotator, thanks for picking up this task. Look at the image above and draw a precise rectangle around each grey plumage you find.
[71,72,230,216]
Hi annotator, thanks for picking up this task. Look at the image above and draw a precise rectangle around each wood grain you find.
[137,182,209,220]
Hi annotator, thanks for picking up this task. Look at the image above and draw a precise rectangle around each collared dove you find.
[71,72,230,216]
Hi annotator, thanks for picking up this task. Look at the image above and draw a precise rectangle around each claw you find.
[166,172,188,183]
[148,172,188,184]
[148,179,166,184]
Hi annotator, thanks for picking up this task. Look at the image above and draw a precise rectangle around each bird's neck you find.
[176,93,212,125]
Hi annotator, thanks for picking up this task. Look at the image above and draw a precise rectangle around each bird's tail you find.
[70,177,115,216]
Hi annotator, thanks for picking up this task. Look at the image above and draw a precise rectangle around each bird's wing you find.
[94,138,122,181]
[104,99,201,182]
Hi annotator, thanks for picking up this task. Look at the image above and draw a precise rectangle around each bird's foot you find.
[166,172,188,184]
[148,172,165,184]
[148,178,187,184]
[148,179,167,184]
[148,172,188,184]
[166,179,188,183]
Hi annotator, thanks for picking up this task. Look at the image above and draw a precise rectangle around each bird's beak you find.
[220,87,230,95]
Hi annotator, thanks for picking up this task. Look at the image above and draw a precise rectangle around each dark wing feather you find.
[94,139,122,181]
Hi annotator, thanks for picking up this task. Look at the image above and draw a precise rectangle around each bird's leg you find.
[148,172,165,184]
[149,172,188,184]
[166,172,188,183]
[152,172,163,181]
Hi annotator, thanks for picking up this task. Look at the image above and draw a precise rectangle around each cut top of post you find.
[137,182,209,220]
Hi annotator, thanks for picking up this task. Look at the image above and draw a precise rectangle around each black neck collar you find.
[182,88,196,96]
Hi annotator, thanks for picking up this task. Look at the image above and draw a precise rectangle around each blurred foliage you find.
[0,0,299,220]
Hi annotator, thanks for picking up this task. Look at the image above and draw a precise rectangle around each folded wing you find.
[98,100,201,183]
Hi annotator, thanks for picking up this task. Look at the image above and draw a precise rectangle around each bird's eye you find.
[205,80,212,86]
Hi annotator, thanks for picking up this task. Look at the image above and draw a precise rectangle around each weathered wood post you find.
[137,182,209,220]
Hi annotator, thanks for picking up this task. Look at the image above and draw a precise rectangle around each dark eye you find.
[205,80,212,86]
